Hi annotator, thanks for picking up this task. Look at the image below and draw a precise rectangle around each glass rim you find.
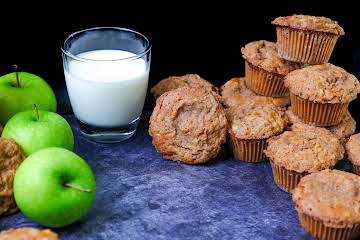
[61,27,152,62]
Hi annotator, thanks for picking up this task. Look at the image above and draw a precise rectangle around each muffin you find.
[345,134,360,175]
[227,101,286,162]
[241,40,302,97]
[151,74,219,99]
[286,107,356,145]
[284,63,360,126]
[264,123,344,192]
[272,15,345,64]
[293,170,360,240]
[0,227,59,240]
[0,138,25,215]
[149,87,227,164]
[220,77,290,108]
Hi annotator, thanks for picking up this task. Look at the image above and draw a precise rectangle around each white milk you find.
[64,50,149,127]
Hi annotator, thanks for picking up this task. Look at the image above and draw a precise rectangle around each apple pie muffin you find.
[149,87,227,164]
[265,123,344,192]
[0,227,59,240]
[241,40,302,97]
[345,134,360,175]
[272,15,344,64]
[220,77,290,108]
[0,138,25,215]
[284,63,360,126]
[151,74,219,99]
[292,170,360,240]
[286,107,356,145]
[227,101,286,162]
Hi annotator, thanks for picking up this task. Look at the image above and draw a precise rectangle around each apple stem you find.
[64,182,92,193]
[14,64,21,87]
[33,104,40,121]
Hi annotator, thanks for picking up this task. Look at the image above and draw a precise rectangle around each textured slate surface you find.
[0,113,315,240]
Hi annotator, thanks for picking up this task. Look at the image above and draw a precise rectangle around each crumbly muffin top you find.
[346,133,360,165]
[220,77,255,98]
[265,123,344,173]
[227,102,286,140]
[149,87,227,164]
[241,40,302,75]
[151,74,219,99]
[0,138,25,215]
[293,169,360,228]
[284,63,360,103]
[272,14,345,35]
[328,111,356,145]
[220,77,290,108]
[286,108,356,145]
[285,107,303,126]
[0,227,59,240]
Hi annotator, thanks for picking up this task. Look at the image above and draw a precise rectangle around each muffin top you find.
[220,77,255,98]
[328,111,356,145]
[346,133,360,165]
[293,169,360,228]
[265,123,344,173]
[285,107,305,126]
[0,227,59,240]
[220,77,290,108]
[286,108,356,145]
[151,74,219,99]
[227,101,286,140]
[149,87,227,164]
[284,63,360,103]
[241,40,302,75]
[272,14,345,35]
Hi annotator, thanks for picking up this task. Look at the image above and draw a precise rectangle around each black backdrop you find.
[1,2,359,120]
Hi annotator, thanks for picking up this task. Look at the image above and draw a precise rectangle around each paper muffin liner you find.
[275,26,340,64]
[290,93,348,127]
[270,161,307,193]
[245,61,288,97]
[229,134,267,162]
[298,212,360,240]
[351,164,360,176]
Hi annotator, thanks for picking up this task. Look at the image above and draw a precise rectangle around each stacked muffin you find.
[267,15,360,240]
[224,14,360,239]
[149,14,360,240]
[223,40,300,163]
[293,170,360,240]
[226,102,286,162]
[268,62,360,194]
[264,16,359,193]
[272,15,344,64]
[241,40,302,98]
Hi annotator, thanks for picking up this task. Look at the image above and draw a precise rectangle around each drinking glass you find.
[62,27,151,143]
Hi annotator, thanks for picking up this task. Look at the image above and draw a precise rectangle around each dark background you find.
[1,1,359,118]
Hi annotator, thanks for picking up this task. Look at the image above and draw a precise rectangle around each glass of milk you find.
[61,27,151,143]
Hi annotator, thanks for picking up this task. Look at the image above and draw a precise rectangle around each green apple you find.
[1,107,74,156]
[14,147,96,228]
[0,71,57,125]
